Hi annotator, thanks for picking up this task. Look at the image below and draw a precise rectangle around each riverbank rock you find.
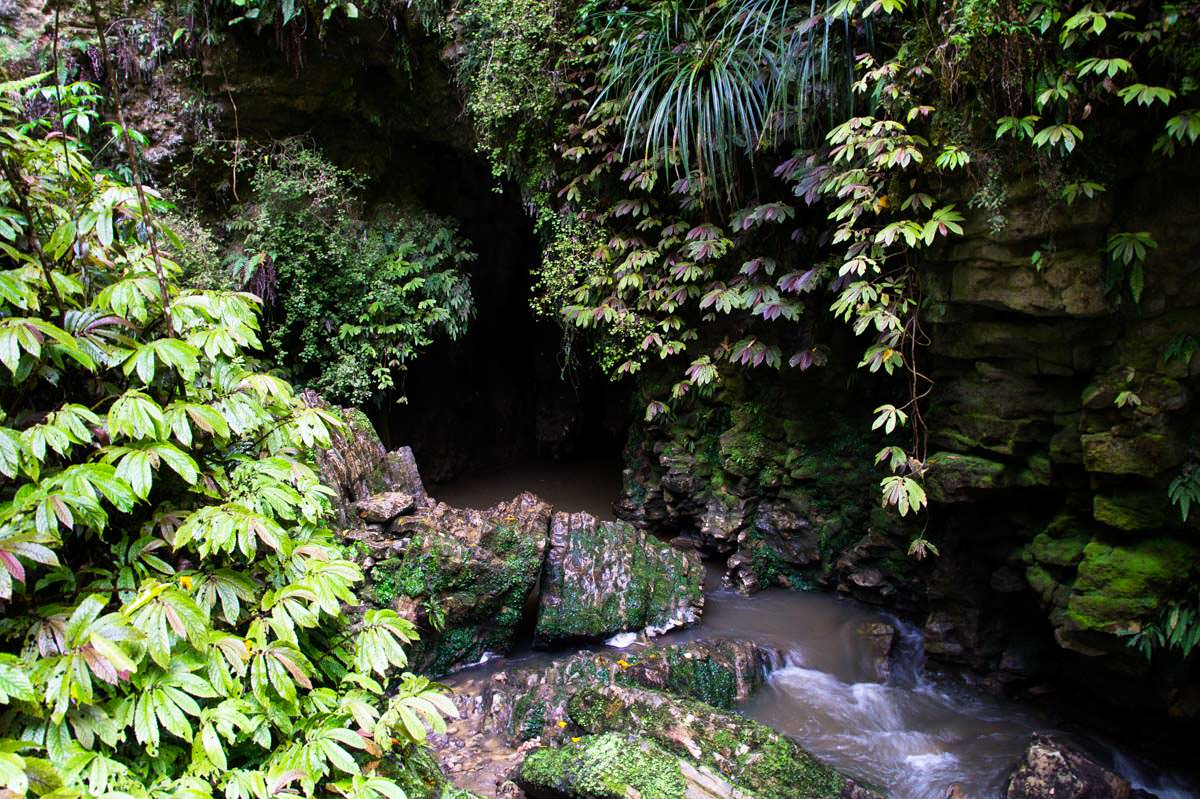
[301,393,430,525]
[1005,734,1156,799]
[430,640,785,796]
[452,640,783,745]
[534,512,704,645]
[560,684,882,799]
[518,733,690,799]
[368,492,552,675]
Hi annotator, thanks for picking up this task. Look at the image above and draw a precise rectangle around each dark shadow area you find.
[199,24,632,483]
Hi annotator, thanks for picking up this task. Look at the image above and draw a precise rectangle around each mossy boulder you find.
[377,492,552,674]
[441,639,781,746]
[535,512,704,645]
[565,684,880,799]
[1064,537,1200,639]
[518,734,688,799]
[925,452,1008,502]
[1080,432,1187,478]
[1092,492,1168,532]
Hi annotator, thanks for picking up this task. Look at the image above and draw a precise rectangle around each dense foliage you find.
[0,77,454,799]
[450,0,1199,557]
[220,142,475,406]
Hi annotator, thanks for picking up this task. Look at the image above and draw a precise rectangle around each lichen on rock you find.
[564,684,879,799]
[534,511,704,645]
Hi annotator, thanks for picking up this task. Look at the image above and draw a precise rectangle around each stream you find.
[431,463,1197,799]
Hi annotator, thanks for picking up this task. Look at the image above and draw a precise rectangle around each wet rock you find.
[518,733,689,799]
[1005,734,1156,799]
[925,452,1009,503]
[620,639,780,709]
[300,393,429,524]
[430,640,783,797]
[447,640,783,748]
[374,492,553,675]
[726,552,760,594]
[535,512,704,645]
[856,621,896,682]
[565,684,882,799]
[699,492,751,553]
[355,491,416,524]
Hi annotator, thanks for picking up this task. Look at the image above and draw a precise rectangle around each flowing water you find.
[431,465,1198,799]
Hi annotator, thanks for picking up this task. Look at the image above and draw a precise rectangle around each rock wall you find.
[616,156,1200,734]
[919,156,1200,715]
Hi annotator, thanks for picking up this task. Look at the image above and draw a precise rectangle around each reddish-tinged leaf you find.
[0,550,25,583]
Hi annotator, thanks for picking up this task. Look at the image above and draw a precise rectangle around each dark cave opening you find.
[202,26,633,486]
[364,138,632,484]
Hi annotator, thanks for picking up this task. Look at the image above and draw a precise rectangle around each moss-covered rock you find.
[1092,492,1168,532]
[381,747,485,799]
[442,639,781,747]
[518,734,688,799]
[1026,515,1091,568]
[925,452,1008,502]
[1064,537,1200,638]
[535,512,703,644]
[565,684,879,799]
[375,492,552,674]
[1080,432,1187,478]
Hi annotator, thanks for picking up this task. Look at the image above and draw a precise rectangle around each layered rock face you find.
[616,160,1200,728]
[922,165,1200,667]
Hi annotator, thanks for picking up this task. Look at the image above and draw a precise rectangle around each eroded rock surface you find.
[1005,735,1156,799]
[535,512,704,645]
[562,684,882,799]
[374,492,553,675]
[429,639,872,799]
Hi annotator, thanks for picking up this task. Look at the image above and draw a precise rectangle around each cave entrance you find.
[362,139,631,499]
[205,27,631,504]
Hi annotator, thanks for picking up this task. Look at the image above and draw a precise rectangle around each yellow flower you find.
[556,720,567,728]
[617,659,631,669]
[571,737,581,743]
[178,575,193,591]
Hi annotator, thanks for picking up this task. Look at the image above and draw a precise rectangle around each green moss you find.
[1027,531,1090,568]
[510,692,548,741]
[667,652,737,709]
[1066,538,1200,631]
[925,452,1008,502]
[427,626,485,676]
[520,734,688,799]
[567,687,851,799]
[535,519,700,643]
[387,747,449,799]
[1092,493,1168,531]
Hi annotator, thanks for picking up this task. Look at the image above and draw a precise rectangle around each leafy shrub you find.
[0,76,452,799]
[453,0,573,179]
[232,141,475,405]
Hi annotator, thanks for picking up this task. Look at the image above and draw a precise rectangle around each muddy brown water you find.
[431,465,1197,799]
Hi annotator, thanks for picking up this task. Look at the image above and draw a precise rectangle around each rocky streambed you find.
[319,410,1197,799]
